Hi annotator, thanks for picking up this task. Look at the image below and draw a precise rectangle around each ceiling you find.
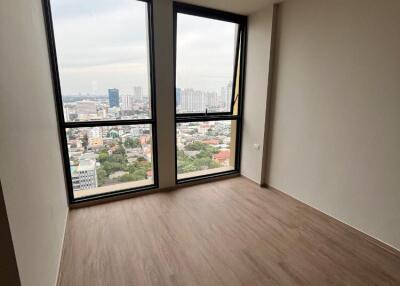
[177,0,278,15]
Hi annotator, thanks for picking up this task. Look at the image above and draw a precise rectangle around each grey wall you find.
[241,6,274,183]
[0,181,21,286]
[0,0,69,285]
[266,0,400,250]
[153,0,176,189]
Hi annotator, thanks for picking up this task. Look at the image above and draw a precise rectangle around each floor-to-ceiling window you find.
[174,3,247,182]
[43,0,158,203]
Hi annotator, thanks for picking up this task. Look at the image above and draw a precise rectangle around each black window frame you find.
[42,0,159,205]
[173,2,247,184]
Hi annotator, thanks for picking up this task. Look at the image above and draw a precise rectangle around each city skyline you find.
[51,0,237,96]
[64,82,233,196]
[62,81,233,121]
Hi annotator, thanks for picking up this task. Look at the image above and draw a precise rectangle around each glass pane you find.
[66,124,154,199]
[51,0,151,121]
[176,120,236,180]
[176,14,238,113]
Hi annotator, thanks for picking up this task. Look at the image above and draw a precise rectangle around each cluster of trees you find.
[124,137,141,149]
[96,144,151,186]
[177,142,221,174]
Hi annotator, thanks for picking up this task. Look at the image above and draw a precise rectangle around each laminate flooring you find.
[58,177,400,286]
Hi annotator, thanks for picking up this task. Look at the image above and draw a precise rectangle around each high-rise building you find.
[88,127,102,139]
[120,94,133,111]
[204,92,218,112]
[226,81,233,109]
[219,82,233,109]
[130,127,140,137]
[193,90,203,112]
[133,86,143,100]
[63,106,71,121]
[71,158,98,191]
[87,127,103,147]
[70,166,81,191]
[176,88,181,106]
[180,89,192,112]
[220,87,227,107]
[181,88,204,113]
[108,88,120,108]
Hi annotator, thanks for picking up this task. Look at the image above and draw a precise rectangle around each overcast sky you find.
[51,0,237,96]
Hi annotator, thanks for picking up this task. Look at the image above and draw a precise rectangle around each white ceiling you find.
[177,0,278,15]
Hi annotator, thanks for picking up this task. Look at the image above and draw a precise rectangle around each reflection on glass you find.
[176,121,236,179]
[66,124,153,198]
[176,13,238,113]
[51,0,151,121]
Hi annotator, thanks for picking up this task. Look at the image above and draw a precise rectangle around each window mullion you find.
[62,119,155,129]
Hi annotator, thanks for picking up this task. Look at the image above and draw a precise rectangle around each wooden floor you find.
[59,177,400,286]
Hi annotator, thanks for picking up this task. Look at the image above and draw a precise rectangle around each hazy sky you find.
[51,0,237,96]
[176,14,237,93]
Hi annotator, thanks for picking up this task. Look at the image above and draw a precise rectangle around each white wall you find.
[267,0,400,250]
[241,6,274,183]
[0,0,68,285]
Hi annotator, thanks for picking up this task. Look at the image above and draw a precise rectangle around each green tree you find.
[132,169,147,180]
[102,161,124,176]
[185,141,205,151]
[206,128,216,136]
[110,130,119,138]
[188,128,198,135]
[113,145,126,156]
[119,169,147,182]
[178,143,222,174]
[119,174,136,182]
[66,129,74,138]
[137,156,147,162]
[82,134,89,151]
[97,167,107,186]
[109,154,126,164]
[124,137,140,148]
[98,149,109,163]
